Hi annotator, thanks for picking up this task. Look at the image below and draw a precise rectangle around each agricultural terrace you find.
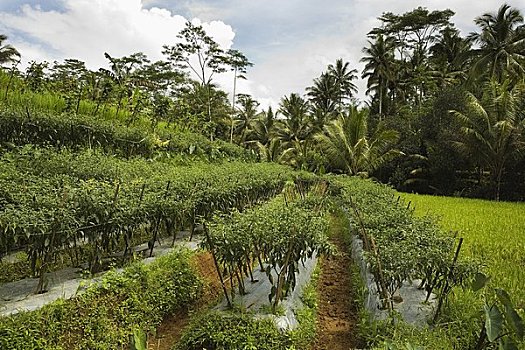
[1,1,525,350]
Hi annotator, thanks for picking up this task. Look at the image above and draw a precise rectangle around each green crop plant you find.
[333,177,478,310]
[402,193,525,311]
[204,181,332,310]
[0,146,307,282]
[0,249,201,350]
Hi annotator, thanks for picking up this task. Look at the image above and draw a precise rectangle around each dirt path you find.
[147,252,222,350]
[313,215,361,350]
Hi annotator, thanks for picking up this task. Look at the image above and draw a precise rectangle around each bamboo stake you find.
[203,223,231,307]
[432,237,463,324]
[350,196,391,310]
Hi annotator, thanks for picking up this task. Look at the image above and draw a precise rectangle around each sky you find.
[0,0,521,109]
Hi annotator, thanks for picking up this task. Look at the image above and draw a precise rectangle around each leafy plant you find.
[471,273,524,349]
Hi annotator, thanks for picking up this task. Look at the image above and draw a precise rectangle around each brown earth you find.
[312,222,361,350]
[147,251,223,350]
[148,215,362,350]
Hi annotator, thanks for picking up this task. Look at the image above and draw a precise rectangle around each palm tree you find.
[450,80,525,200]
[327,58,358,110]
[233,94,260,144]
[0,34,20,67]
[275,93,312,146]
[306,72,339,116]
[249,106,275,146]
[468,4,525,83]
[256,138,283,162]
[315,106,402,176]
[361,35,396,119]
[430,28,472,88]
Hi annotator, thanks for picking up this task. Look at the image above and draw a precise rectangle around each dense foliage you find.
[0,146,299,290]
[0,106,252,161]
[205,183,331,308]
[0,249,201,350]
[175,311,292,350]
[335,177,478,309]
[2,4,525,199]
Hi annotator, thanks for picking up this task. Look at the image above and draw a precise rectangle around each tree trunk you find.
[206,83,213,141]
[495,166,503,201]
[230,67,237,143]
[378,86,383,122]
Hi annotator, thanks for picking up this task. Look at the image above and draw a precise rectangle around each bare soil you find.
[312,225,361,350]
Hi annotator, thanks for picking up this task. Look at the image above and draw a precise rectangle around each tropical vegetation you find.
[0,2,525,350]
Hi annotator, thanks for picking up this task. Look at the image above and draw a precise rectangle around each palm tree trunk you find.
[495,166,503,201]
[379,87,383,122]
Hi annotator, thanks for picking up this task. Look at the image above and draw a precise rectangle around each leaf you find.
[496,289,513,309]
[498,337,518,350]
[504,306,524,340]
[472,272,490,292]
[131,328,147,350]
[496,289,524,340]
[485,304,504,342]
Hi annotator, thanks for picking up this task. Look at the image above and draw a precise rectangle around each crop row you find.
[0,106,252,160]
[334,177,478,310]
[204,182,332,309]
[0,147,307,291]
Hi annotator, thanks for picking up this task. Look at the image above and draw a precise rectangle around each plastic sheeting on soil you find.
[349,220,435,326]
[216,253,317,331]
[0,230,201,317]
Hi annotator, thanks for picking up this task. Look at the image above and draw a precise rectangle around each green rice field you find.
[402,193,525,309]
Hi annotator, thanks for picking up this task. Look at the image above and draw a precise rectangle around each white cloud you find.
[1,0,522,111]
[0,0,235,71]
[227,0,513,107]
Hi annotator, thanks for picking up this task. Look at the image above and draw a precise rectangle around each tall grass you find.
[0,69,138,125]
[402,193,525,309]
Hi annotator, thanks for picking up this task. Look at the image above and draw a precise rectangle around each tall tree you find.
[225,49,253,142]
[469,4,525,84]
[327,58,358,109]
[361,35,396,119]
[451,80,525,200]
[249,106,275,146]
[233,93,260,144]
[25,61,49,92]
[306,72,339,116]
[0,34,20,67]
[370,7,455,60]
[102,52,150,120]
[163,21,228,139]
[276,93,312,146]
[315,106,402,176]
[50,59,88,113]
[430,27,472,88]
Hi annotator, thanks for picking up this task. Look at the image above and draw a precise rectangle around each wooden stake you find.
[203,223,231,307]
[432,237,463,324]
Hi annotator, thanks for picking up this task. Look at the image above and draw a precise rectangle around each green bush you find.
[175,311,292,350]
[0,107,253,161]
[0,249,202,350]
